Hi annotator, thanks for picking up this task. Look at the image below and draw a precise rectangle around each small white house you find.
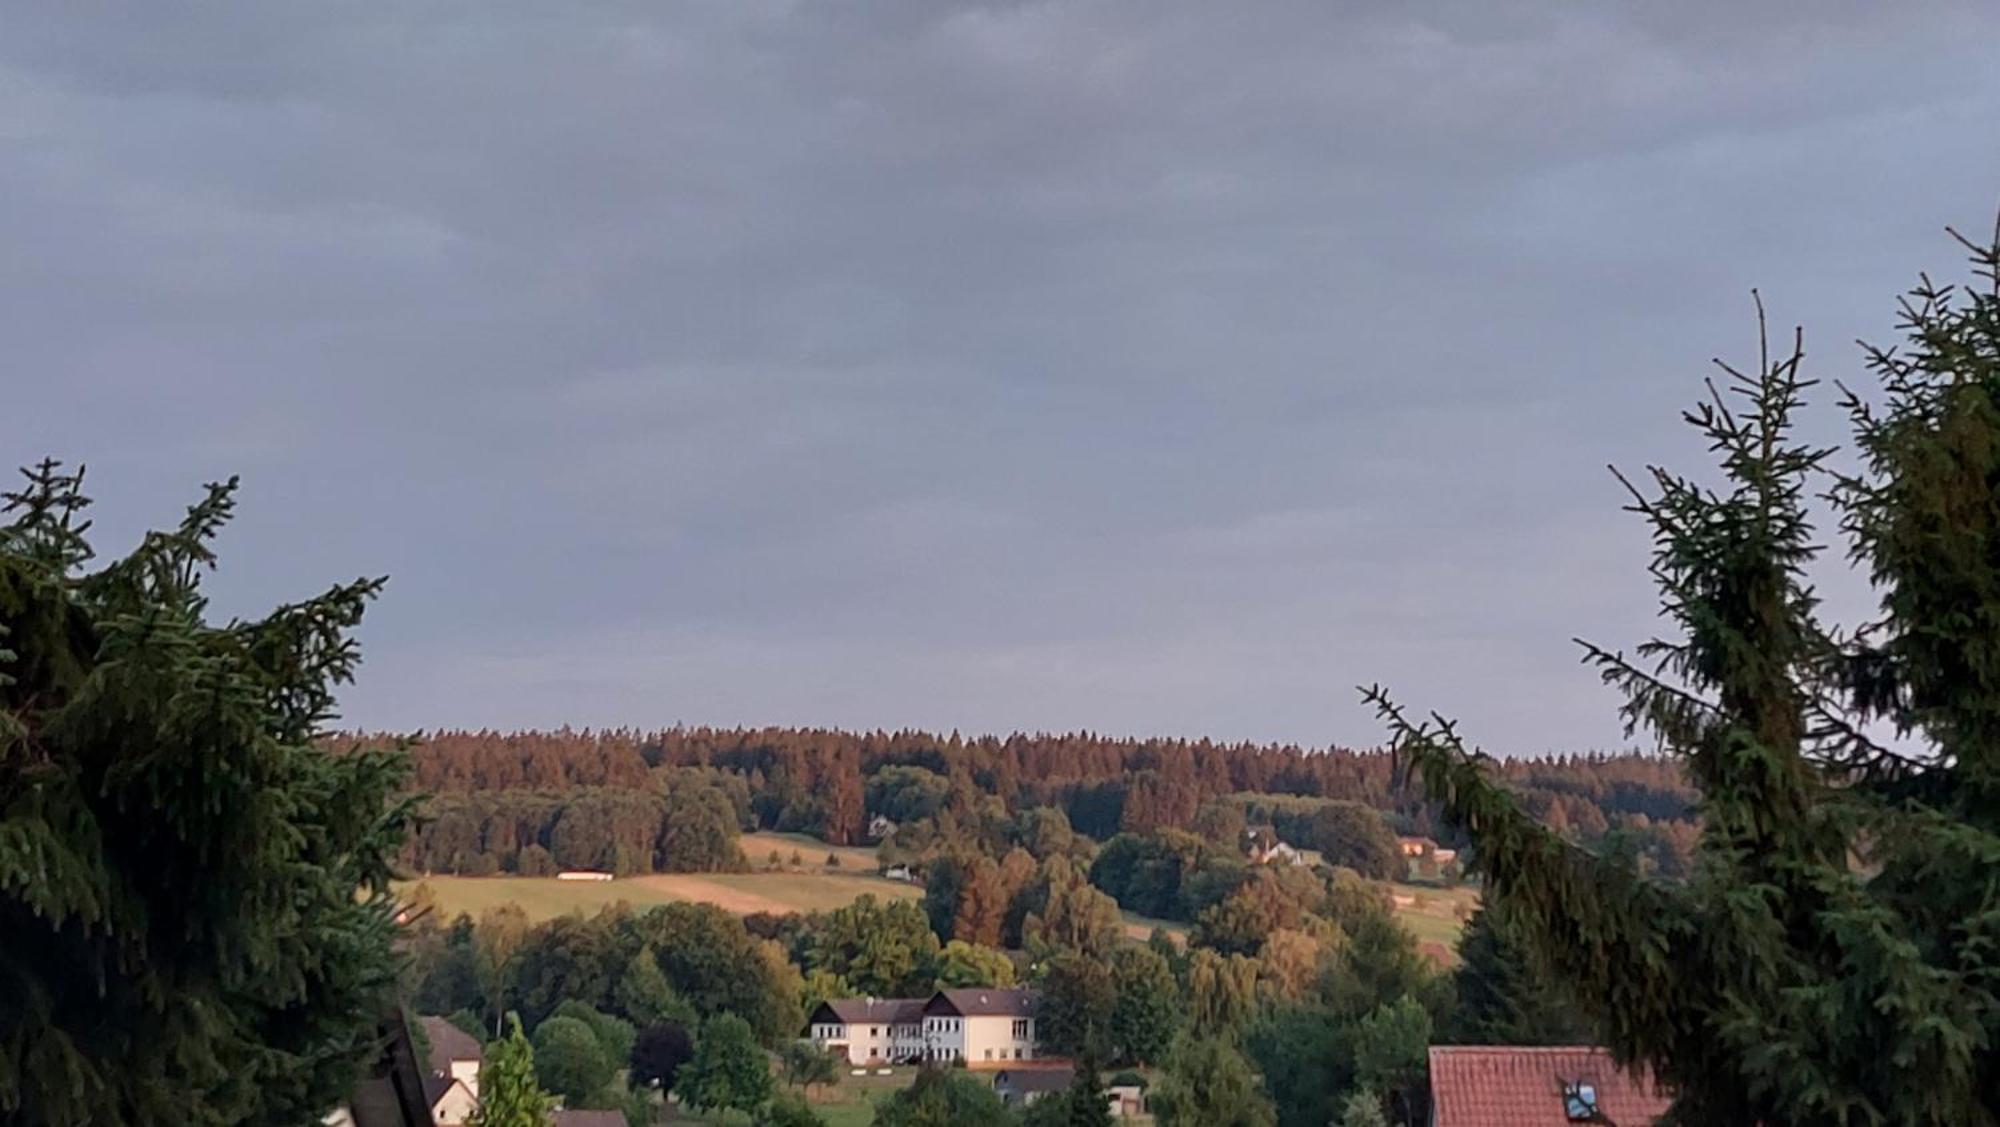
[555,870,614,882]
[418,1017,484,1125]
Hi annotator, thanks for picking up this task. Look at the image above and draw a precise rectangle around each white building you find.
[418,1016,484,1125]
[806,988,1039,1068]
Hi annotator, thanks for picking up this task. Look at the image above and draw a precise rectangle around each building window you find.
[871,1027,879,1037]
[1012,1019,1029,1039]
[985,1049,993,1060]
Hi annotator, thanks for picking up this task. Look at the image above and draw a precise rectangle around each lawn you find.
[401,870,919,924]
[739,831,881,873]
[1387,882,1480,959]
[668,1072,912,1125]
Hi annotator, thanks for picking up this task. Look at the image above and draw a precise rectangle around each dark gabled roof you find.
[925,988,1038,1018]
[341,1008,440,1127]
[994,1066,1074,1095]
[418,1015,484,1072]
[809,997,928,1027]
[1429,1046,1672,1127]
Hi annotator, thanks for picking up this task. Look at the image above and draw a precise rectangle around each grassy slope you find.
[401,833,1475,954]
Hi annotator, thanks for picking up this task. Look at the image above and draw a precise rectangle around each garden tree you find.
[1151,1035,1276,1127]
[629,1021,694,1091]
[1190,870,1303,956]
[1338,1090,1391,1127]
[995,846,1044,947]
[1254,928,1324,1005]
[1445,908,1592,1045]
[475,904,534,1032]
[473,1014,555,1127]
[936,939,1017,987]
[1300,801,1401,880]
[761,1091,830,1127]
[1087,830,1208,920]
[510,913,627,1028]
[1107,945,1182,1066]
[806,894,940,997]
[1349,997,1432,1126]
[0,466,414,1126]
[1024,856,1124,958]
[919,851,968,939]
[530,1015,614,1106]
[868,1067,1015,1127]
[1036,950,1118,1058]
[675,1014,773,1120]
[548,1000,637,1077]
[408,918,485,1018]
[1183,949,1260,1039]
[617,945,697,1026]
[629,903,804,1044]
[1370,234,2000,1123]
[1022,1056,1115,1127]
[779,1039,840,1093]
[1191,800,1248,847]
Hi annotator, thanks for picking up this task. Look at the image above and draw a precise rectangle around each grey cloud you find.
[5,1,1998,751]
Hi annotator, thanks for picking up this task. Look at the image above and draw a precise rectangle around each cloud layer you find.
[8,1,1999,752]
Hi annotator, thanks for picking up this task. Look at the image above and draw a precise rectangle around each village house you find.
[993,1067,1146,1118]
[1243,826,1303,866]
[1428,1046,1671,1126]
[417,1016,483,1126]
[806,987,1039,1067]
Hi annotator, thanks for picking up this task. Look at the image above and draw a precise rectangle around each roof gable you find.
[417,1016,484,1073]
[926,988,1037,1018]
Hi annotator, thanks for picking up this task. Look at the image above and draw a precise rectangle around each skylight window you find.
[1563,1081,1600,1121]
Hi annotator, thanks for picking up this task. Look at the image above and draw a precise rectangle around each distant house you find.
[1428,1046,1672,1126]
[805,997,929,1065]
[555,870,613,882]
[867,814,898,841]
[925,988,1039,1066]
[993,1065,1073,1107]
[1244,826,1303,866]
[1399,836,1437,858]
[993,1067,1144,1117]
[418,1016,484,1125]
[806,988,1040,1068]
[1432,847,1459,865]
[882,863,915,882]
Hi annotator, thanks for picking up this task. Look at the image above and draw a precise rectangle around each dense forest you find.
[375,726,1699,882]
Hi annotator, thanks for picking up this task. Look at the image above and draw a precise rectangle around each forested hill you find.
[359,726,1699,877]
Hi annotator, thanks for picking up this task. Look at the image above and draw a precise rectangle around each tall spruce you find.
[0,464,412,1124]
[1368,228,2000,1123]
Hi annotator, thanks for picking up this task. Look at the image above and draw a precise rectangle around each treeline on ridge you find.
[379,726,1700,880]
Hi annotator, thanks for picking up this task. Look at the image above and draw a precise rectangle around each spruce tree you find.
[1368,229,2000,1122]
[0,464,412,1125]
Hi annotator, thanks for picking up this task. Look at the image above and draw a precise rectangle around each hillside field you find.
[398,833,1476,955]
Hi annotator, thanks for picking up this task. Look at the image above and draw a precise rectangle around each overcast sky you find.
[7,2,1999,754]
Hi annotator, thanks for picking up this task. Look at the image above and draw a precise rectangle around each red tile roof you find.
[1429,1046,1673,1127]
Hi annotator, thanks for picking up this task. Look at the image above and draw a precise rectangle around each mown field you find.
[399,833,1476,957]
[401,870,921,923]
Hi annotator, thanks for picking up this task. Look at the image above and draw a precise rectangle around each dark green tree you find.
[1107,945,1181,1066]
[1035,950,1117,1059]
[1151,1035,1275,1127]
[806,894,940,998]
[531,1015,615,1105]
[0,464,412,1125]
[1370,232,2000,1122]
[629,1020,694,1091]
[868,1067,1013,1127]
[676,1013,773,1120]
[779,1038,840,1093]
[761,1091,829,1127]
[1445,907,1592,1045]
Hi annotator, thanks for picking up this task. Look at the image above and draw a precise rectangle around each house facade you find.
[806,988,1039,1067]
[417,1016,483,1125]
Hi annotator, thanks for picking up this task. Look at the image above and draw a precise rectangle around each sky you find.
[6,2,2000,755]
